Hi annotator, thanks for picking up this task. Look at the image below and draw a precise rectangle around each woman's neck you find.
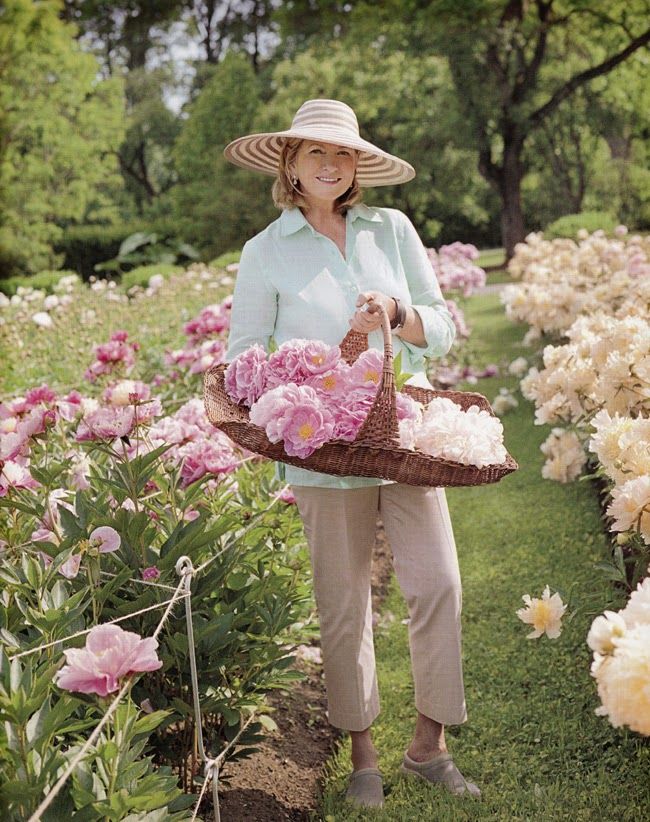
[301,201,344,229]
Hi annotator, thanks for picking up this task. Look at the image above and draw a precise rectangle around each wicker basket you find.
[204,305,518,487]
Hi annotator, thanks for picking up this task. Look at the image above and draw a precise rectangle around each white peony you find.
[508,357,528,377]
[32,311,53,328]
[586,610,627,655]
[540,428,586,483]
[619,576,650,629]
[414,397,507,468]
[591,623,650,736]
[492,388,519,416]
[606,475,650,544]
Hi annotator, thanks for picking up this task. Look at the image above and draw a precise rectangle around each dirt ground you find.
[211,517,395,821]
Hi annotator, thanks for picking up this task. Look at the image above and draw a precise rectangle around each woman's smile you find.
[292,140,357,201]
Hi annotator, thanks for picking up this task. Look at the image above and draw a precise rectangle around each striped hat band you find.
[223,99,415,188]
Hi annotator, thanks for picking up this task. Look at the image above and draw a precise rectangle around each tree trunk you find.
[499,143,526,261]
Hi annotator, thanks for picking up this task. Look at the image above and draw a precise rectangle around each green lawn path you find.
[317,293,650,821]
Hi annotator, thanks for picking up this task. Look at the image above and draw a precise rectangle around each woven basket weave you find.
[204,305,518,487]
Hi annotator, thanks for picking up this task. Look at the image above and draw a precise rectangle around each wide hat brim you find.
[223,127,415,187]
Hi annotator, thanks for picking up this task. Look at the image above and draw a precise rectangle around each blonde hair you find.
[271,138,363,214]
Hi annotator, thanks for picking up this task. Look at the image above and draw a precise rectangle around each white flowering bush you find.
[503,229,650,568]
[505,228,650,737]
[587,574,650,736]
[501,227,650,338]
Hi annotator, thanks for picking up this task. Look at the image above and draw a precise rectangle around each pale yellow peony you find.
[516,585,567,639]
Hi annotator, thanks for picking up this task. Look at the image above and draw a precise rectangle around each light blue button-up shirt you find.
[225,202,456,488]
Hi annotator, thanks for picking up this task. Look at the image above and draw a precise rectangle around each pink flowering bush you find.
[0,266,316,819]
[84,330,140,383]
[427,242,486,296]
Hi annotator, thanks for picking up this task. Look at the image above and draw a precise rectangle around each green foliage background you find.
[1,0,648,277]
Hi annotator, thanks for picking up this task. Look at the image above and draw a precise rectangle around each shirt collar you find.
[279,203,381,237]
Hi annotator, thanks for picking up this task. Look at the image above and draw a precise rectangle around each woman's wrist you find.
[390,297,407,331]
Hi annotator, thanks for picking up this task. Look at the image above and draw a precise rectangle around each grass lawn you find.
[317,293,649,821]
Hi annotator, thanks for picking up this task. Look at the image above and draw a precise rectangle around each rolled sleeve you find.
[397,213,456,360]
[225,240,278,361]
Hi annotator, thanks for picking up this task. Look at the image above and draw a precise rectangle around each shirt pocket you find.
[279,266,351,344]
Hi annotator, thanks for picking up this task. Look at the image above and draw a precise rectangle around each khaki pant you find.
[291,483,468,732]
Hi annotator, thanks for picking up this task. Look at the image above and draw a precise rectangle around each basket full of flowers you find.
[203,305,518,487]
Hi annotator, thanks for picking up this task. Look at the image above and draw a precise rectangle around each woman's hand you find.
[349,291,396,333]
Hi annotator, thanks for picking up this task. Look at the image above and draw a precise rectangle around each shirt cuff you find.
[398,301,456,360]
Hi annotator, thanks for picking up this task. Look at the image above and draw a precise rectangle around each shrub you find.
[56,219,183,282]
[0,270,78,296]
[208,250,241,269]
[544,211,619,240]
[120,264,184,291]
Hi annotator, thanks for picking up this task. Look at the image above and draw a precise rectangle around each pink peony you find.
[141,566,161,581]
[75,406,136,441]
[331,388,376,442]
[396,392,422,421]
[59,554,82,579]
[183,303,230,342]
[347,349,384,391]
[305,362,351,400]
[276,487,296,504]
[445,298,470,338]
[84,331,139,383]
[0,461,40,496]
[25,384,57,408]
[176,436,239,486]
[249,384,305,439]
[17,406,56,439]
[225,344,268,405]
[250,383,335,458]
[188,339,226,375]
[89,526,121,554]
[103,380,151,407]
[265,339,340,389]
[57,390,85,422]
[278,401,335,458]
[54,624,162,696]
[1,431,27,461]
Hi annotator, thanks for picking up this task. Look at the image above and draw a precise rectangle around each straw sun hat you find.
[223,99,415,187]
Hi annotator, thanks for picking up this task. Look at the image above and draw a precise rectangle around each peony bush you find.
[0,263,313,820]
[504,227,650,737]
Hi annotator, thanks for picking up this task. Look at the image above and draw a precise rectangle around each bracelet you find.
[390,297,407,331]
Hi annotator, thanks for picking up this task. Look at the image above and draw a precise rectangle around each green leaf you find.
[257,713,278,732]
[119,232,158,256]
[132,710,170,737]
[59,505,84,540]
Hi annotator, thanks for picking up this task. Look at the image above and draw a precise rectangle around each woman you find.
[223,99,481,809]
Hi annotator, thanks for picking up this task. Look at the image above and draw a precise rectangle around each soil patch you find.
[209,517,394,821]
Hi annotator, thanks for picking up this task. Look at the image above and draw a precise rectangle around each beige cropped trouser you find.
[291,483,468,732]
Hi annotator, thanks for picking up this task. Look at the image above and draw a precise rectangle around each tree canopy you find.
[1,0,649,276]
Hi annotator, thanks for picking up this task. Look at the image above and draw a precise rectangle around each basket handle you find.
[349,301,400,447]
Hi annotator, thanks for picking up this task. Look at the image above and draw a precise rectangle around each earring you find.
[291,176,298,184]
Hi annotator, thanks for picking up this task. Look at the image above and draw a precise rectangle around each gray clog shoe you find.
[400,751,481,798]
[345,767,385,808]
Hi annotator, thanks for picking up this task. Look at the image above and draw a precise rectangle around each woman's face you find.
[291,140,357,205]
